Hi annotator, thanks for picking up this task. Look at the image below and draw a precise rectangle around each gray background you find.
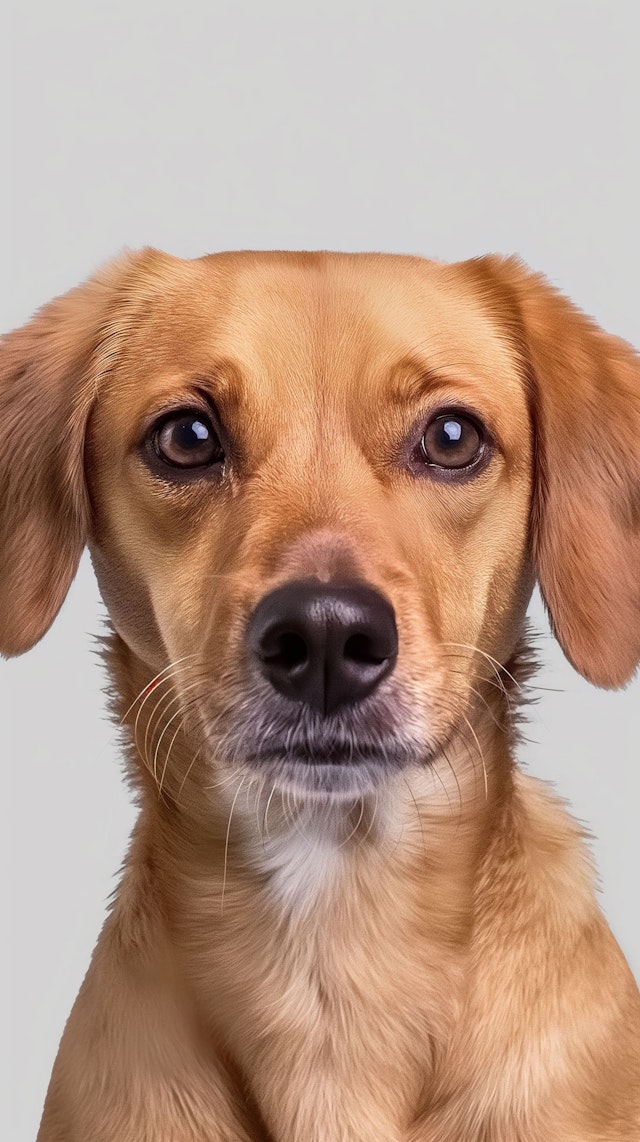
[2,2,639,1138]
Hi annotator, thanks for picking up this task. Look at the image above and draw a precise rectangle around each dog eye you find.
[153,412,224,469]
[420,412,483,470]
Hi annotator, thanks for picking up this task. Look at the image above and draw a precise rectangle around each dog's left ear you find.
[471,256,640,689]
[0,251,145,657]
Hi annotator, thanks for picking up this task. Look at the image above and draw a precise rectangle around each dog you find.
[2,249,639,1141]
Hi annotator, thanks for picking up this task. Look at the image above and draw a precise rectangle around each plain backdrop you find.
[2,2,639,1138]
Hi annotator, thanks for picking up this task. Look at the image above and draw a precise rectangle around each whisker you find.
[286,785,311,844]
[263,783,278,844]
[401,775,427,860]
[357,790,378,847]
[152,681,205,790]
[133,670,190,775]
[203,768,244,792]
[150,692,181,779]
[145,686,182,780]
[442,641,521,692]
[177,748,202,803]
[158,714,187,801]
[121,656,196,726]
[441,746,462,817]
[468,683,509,731]
[458,712,488,802]
[337,796,366,849]
[443,663,510,732]
[221,776,246,918]
[254,775,267,842]
[158,704,204,801]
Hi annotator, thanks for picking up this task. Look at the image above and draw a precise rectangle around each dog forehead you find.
[109,252,515,378]
[97,251,528,455]
[218,254,513,378]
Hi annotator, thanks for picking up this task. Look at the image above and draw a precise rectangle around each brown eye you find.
[153,412,224,469]
[420,412,483,470]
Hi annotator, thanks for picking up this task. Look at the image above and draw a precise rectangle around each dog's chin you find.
[230,746,422,801]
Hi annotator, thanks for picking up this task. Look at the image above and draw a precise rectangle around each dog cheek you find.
[89,542,167,668]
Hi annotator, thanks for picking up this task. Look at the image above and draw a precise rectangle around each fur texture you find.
[1,249,639,1141]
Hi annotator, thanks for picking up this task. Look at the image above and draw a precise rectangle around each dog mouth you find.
[248,746,402,795]
[207,691,435,797]
[237,750,408,798]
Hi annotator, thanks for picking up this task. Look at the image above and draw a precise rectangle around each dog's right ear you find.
[0,252,145,657]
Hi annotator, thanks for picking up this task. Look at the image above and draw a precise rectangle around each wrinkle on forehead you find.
[199,254,519,381]
[102,252,526,421]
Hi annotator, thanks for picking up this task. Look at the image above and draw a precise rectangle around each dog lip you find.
[246,742,410,767]
[254,750,385,765]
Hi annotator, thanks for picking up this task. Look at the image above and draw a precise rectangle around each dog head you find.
[1,250,639,810]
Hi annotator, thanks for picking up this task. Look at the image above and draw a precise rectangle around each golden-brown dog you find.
[2,250,639,1141]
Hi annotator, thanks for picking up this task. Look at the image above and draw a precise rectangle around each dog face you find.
[85,251,535,806]
[2,250,639,812]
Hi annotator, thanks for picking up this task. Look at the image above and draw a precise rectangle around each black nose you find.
[246,580,398,715]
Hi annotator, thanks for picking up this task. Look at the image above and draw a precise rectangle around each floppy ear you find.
[473,256,640,688]
[0,252,140,657]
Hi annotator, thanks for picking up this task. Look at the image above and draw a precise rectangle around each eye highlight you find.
[420,411,484,471]
[151,410,225,470]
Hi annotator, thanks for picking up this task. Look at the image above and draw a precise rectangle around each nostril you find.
[246,579,398,715]
[343,632,388,666]
[260,630,308,671]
